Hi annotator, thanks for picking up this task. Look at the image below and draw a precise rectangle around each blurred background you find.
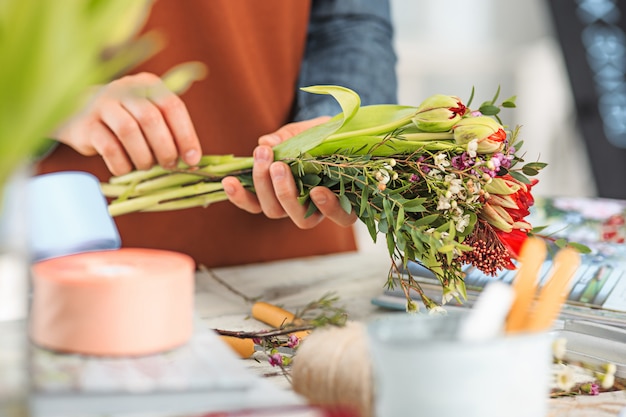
[389,0,618,199]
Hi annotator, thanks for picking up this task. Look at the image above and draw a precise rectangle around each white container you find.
[367,312,552,417]
[0,167,30,321]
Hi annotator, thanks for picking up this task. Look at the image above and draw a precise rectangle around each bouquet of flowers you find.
[101,85,545,311]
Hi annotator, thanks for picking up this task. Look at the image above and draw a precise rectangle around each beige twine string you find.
[291,321,374,417]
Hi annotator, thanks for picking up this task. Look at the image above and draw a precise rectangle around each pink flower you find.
[287,334,300,349]
[268,353,283,367]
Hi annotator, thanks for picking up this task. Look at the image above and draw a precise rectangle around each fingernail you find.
[259,133,281,147]
[254,146,271,162]
[223,183,234,195]
[185,149,200,165]
[313,193,327,205]
[270,163,286,180]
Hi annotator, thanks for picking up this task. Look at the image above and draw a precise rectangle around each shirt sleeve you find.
[291,0,399,121]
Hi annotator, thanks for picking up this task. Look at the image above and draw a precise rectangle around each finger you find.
[99,101,155,170]
[310,187,357,227]
[252,146,287,219]
[258,116,331,146]
[222,176,262,214]
[270,162,324,229]
[149,86,202,166]
[121,95,179,169]
[90,121,134,176]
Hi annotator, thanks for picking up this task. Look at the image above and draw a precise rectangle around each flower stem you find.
[108,182,225,216]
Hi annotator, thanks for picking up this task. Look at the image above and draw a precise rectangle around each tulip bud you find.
[412,95,467,132]
[453,116,507,153]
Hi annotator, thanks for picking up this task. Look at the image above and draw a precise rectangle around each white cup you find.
[367,312,552,417]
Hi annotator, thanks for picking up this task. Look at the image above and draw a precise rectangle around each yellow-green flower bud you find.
[412,95,467,132]
[453,116,507,153]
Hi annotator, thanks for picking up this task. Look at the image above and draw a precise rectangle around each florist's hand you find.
[223,117,358,229]
[53,72,202,176]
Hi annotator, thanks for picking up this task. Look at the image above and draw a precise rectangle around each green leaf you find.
[395,205,405,232]
[554,238,568,249]
[300,174,321,187]
[509,170,531,184]
[304,201,319,218]
[466,86,476,108]
[530,225,549,233]
[330,104,417,140]
[478,104,500,116]
[402,197,427,212]
[567,242,592,254]
[490,85,501,104]
[273,85,361,160]
[502,95,517,108]
[378,218,389,233]
[522,166,539,176]
[338,194,352,215]
[413,213,439,227]
[359,184,369,216]
[524,162,548,171]
[386,232,396,257]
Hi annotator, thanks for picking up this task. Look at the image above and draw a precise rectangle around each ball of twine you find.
[291,321,373,417]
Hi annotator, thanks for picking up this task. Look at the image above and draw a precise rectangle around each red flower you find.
[481,174,537,233]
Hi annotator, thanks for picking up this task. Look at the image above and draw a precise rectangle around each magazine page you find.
[372,196,626,327]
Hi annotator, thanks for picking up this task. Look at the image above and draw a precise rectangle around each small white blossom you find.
[552,338,567,361]
[434,153,450,170]
[375,169,390,184]
[453,214,470,232]
[437,196,451,210]
[406,299,419,314]
[554,364,576,392]
[599,372,615,389]
[428,305,447,316]
[428,168,442,178]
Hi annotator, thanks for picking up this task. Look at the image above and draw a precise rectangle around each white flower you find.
[428,168,442,178]
[375,169,390,184]
[406,299,419,313]
[434,153,450,170]
[552,338,567,361]
[599,372,615,389]
[453,214,470,232]
[441,283,459,305]
[437,195,451,210]
[428,305,447,316]
[554,365,576,392]
[448,179,463,195]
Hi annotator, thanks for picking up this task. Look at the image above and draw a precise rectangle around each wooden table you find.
[1,236,625,416]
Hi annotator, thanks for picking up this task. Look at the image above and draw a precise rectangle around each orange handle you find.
[524,247,581,332]
[506,237,547,333]
[251,301,310,340]
[220,335,255,358]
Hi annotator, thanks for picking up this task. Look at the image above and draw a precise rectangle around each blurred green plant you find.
[0,0,158,197]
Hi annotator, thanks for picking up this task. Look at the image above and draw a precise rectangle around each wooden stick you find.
[505,237,548,333]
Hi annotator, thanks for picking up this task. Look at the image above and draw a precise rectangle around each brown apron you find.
[37,0,357,268]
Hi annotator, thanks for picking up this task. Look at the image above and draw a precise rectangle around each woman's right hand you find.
[54,72,202,176]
